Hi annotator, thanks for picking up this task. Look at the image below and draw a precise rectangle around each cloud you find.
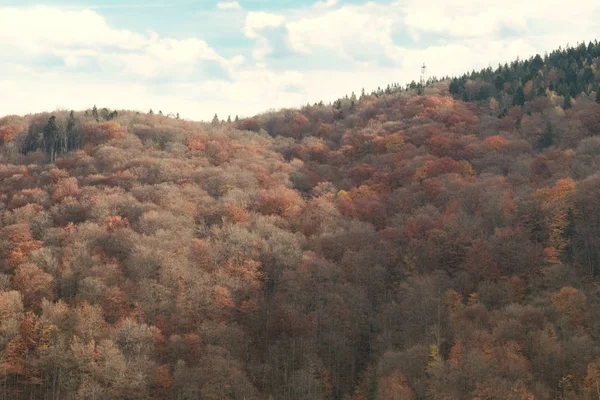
[313,0,338,9]
[0,62,307,121]
[243,11,286,39]
[398,0,600,40]
[216,1,242,10]
[0,6,239,79]
[243,11,287,60]
[2,1,600,123]
[285,3,399,60]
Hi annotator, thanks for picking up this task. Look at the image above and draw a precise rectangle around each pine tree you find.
[43,116,58,161]
[563,93,572,109]
[539,121,554,149]
[67,111,76,151]
[211,113,219,125]
[531,54,544,71]
[149,109,154,115]
[227,115,232,123]
[513,85,526,106]
[450,79,460,94]
[235,115,239,122]
[176,113,180,120]
[92,105,99,122]
[562,207,576,263]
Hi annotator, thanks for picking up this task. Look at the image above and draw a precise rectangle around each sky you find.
[1,0,599,121]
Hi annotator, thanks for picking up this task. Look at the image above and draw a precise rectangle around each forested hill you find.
[1,42,600,399]
[449,40,600,108]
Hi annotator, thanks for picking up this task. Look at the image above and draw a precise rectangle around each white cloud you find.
[243,11,286,39]
[399,0,600,40]
[285,3,398,59]
[313,0,338,9]
[216,1,242,10]
[0,64,306,121]
[0,6,238,79]
[2,1,600,123]
[243,11,287,60]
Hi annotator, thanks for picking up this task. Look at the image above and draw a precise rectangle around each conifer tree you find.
[67,110,77,151]
[564,93,572,109]
[92,105,99,122]
[513,85,526,106]
[43,116,58,161]
[539,121,554,149]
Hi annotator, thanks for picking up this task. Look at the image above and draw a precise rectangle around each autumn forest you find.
[2,41,600,399]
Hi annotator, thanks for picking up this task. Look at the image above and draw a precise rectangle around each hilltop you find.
[1,41,600,399]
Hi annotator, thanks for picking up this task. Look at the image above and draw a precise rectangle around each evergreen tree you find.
[92,105,99,122]
[176,113,180,120]
[562,207,576,263]
[149,109,154,114]
[513,85,526,106]
[67,111,77,151]
[43,116,58,161]
[101,108,110,121]
[227,115,232,123]
[539,121,554,149]
[212,113,219,125]
[235,115,239,122]
[564,93,572,109]
[449,79,460,95]
[531,54,544,71]
[159,110,163,115]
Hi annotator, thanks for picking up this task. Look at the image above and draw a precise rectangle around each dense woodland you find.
[1,41,600,399]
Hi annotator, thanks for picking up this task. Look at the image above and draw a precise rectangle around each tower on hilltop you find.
[420,62,427,87]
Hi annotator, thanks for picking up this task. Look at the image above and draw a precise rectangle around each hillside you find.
[1,42,600,399]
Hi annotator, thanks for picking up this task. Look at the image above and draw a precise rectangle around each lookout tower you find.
[420,62,427,87]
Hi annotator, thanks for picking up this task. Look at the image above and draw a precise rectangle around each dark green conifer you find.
[539,121,554,149]
[513,85,526,106]
[43,116,58,161]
